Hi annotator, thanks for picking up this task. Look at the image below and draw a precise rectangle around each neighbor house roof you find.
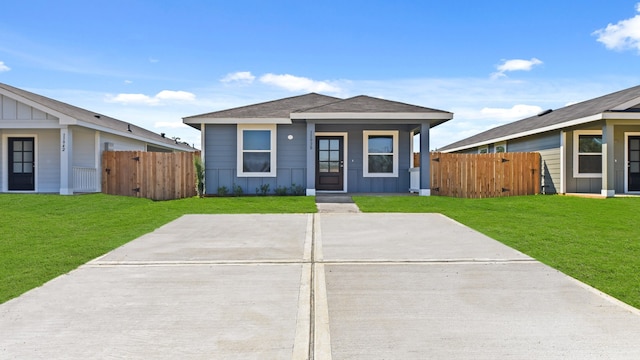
[184,93,453,128]
[439,84,640,152]
[0,82,194,151]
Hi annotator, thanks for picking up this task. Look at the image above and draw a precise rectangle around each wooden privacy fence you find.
[430,152,540,198]
[102,151,199,200]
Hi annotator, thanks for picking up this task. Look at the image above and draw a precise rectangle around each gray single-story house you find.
[183,93,452,196]
[438,85,640,197]
[0,82,194,194]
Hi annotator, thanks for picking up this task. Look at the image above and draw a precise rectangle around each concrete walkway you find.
[2,213,640,359]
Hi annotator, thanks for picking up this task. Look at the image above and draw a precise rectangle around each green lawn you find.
[0,194,316,304]
[354,195,640,309]
[1,194,639,310]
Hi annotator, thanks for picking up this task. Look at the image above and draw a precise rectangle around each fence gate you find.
[430,152,541,198]
[102,151,199,200]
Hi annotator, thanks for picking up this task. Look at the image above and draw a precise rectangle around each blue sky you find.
[2,1,640,149]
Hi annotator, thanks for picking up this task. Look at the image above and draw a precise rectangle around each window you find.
[494,142,507,153]
[478,146,488,154]
[363,130,398,177]
[573,130,602,178]
[237,124,276,177]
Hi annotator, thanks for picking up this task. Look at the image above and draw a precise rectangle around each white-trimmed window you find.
[478,146,488,154]
[494,141,507,153]
[573,130,602,178]
[363,130,398,177]
[237,124,277,177]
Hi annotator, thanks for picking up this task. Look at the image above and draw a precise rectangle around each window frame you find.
[573,130,602,178]
[478,145,488,154]
[363,130,399,177]
[494,141,507,153]
[237,124,277,177]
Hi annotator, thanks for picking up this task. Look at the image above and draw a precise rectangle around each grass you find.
[353,195,640,309]
[0,194,316,304]
[2,193,639,310]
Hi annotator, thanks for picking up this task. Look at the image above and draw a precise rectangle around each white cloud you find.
[259,73,341,93]
[479,104,543,121]
[107,90,196,105]
[0,61,10,72]
[221,71,256,84]
[593,3,640,52]
[155,90,196,101]
[491,58,543,79]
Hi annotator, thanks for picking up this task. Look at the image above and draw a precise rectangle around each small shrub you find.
[275,186,289,196]
[193,156,205,198]
[290,183,305,196]
[232,183,244,196]
[256,184,270,196]
[217,186,229,196]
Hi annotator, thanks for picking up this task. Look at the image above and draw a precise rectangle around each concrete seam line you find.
[313,213,323,262]
[313,263,332,360]
[303,214,313,262]
[84,261,308,267]
[292,263,312,360]
[316,259,539,265]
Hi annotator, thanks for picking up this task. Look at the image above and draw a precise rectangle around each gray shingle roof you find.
[0,82,193,151]
[439,84,640,151]
[184,93,341,120]
[294,95,452,114]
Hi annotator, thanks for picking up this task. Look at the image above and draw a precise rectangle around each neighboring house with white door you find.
[439,85,640,197]
[0,82,194,194]
[183,93,452,196]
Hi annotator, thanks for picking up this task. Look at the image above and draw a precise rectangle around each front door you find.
[316,136,344,191]
[629,136,640,192]
[8,137,35,191]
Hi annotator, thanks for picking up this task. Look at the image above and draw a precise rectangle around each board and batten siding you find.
[203,123,308,195]
[316,124,412,193]
[0,95,59,125]
[72,127,97,168]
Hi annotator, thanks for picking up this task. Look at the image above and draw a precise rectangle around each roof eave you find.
[441,113,607,153]
[183,117,292,125]
[290,112,452,120]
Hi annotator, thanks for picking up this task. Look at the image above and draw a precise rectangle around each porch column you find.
[60,126,73,195]
[305,122,316,196]
[419,123,431,196]
[601,121,615,197]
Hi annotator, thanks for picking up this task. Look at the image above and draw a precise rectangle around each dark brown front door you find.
[8,137,35,191]
[629,136,640,192]
[316,136,344,191]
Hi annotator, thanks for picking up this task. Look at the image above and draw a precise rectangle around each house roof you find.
[439,84,640,152]
[184,93,341,121]
[0,82,194,151]
[184,93,453,128]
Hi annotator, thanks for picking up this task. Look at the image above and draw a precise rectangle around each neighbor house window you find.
[494,142,507,153]
[573,130,602,178]
[363,130,398,177]
[237,124,277,177]
[478,146,488,154]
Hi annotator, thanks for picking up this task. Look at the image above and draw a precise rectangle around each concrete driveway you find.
[2,213,640,359]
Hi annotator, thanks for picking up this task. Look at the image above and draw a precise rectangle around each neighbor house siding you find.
[316,123,412,193]
[100,133,146,152]
[72,127,97,168]
[564,128,601,193]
